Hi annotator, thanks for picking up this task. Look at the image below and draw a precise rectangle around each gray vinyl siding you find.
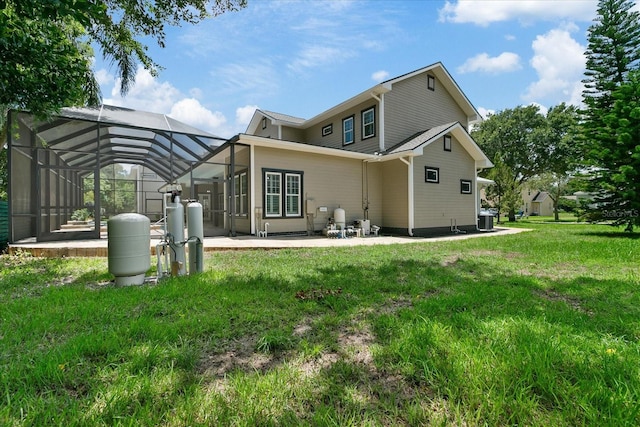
[253,119,279,139]
[413,136,476,229]
[364,162,383,227]
[384,74,467,150]
[253,146,375,234]
[304,101,380,154]
[381,159,408,229]
[281,126,305,142]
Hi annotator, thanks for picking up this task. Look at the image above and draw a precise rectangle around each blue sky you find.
[93,0,638,138]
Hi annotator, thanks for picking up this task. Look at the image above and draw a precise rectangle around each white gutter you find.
[398,156,414,236]
[371,92,385,152]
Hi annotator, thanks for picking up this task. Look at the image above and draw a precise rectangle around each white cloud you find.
[169,98,227,132]
[477,107,495,120]
[288,45,354,73]
[372,70,390,82]
[212,61,279,97]
[529,102,548,117]
[106,67,182,113]
[95,69,114,86]
[457,52,522,74]
[236,105,259,128]
[100,66,239,136]
[522,26,586,105]
[439,0,596,26]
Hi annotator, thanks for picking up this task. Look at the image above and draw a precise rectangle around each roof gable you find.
[384,122,492,169]
[245,62,480,134]
[380,62,479,122]
[246,109,306,134]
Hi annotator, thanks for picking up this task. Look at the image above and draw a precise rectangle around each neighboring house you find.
[180,62,493,237]
[522,189,555,217]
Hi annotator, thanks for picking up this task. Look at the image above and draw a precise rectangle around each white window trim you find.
[461,179,472,194]
[234,171,248,216]
[265,171,281,217]
[362,107,375,140]
[427,75,435,91]
[343,116,354,145]
[285,173,301,217]
[263,169,303,218]
[425,166,439,183]
[444,135,452,152]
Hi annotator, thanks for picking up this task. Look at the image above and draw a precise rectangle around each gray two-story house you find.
[189,62,493,237]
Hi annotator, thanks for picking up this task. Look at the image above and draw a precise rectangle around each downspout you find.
[250,143,256,235]
[475,167,480,231]
[399,156,414,236]
[371,93,385,152]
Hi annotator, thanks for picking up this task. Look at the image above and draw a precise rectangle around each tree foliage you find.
[472,104,579,221]
[588,71,640,229]
[471,105,549,185]
[582,0,640,230]
[484,154,522,223]
[0,0,246,117]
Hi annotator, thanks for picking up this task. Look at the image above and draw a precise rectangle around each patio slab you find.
[7,227,528,258]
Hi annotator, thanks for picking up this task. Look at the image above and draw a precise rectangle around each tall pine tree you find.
[582,0,640,230]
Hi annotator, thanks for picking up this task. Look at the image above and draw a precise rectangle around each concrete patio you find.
[7,227,528,257]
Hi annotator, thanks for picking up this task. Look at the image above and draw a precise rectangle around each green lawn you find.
[1,223,639,426]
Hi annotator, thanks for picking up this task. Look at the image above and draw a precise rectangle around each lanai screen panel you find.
[7,106,226,243]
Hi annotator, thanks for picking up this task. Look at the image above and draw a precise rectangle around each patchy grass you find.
[1,223,639,426]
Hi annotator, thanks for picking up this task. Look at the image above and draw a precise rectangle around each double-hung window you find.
[234,171,248,216]
[264,169,303,218]
[362,107,375,139]
[343,116,354,145]
[285,173,301,216]
[265,171,281,217]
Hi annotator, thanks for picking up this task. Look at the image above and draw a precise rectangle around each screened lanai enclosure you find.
[6,105,245,243]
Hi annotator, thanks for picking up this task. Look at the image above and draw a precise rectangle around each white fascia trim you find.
[237,134,376,160]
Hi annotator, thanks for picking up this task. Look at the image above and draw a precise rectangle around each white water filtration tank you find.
[166,197,186,276]
[334,207,346,230]
[108,213,151,286]
[187,201,204,274]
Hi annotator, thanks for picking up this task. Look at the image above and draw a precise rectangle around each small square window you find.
[427,75,435,91]
[444,135,451,151]
[425,167,439,183]
[322,124,333,136]
[461,179,472,194]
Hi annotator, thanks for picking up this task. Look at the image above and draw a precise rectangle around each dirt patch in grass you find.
[535,288,594,316]
[440,254,461,267]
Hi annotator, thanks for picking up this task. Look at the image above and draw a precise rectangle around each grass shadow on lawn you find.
[577,230,640,239]
[1,239,640,426]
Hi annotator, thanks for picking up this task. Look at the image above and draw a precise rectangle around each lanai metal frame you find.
[7,105,228,243]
